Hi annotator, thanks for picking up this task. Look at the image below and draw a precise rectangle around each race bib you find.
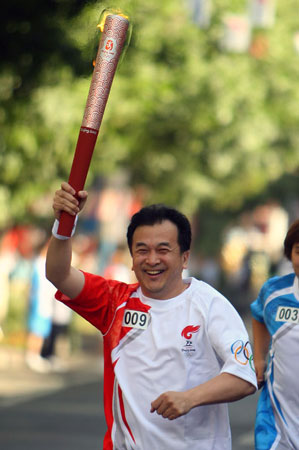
[275,306,299,324]
[122,309,150,330]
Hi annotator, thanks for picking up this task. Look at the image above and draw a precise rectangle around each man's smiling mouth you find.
[145,270,164,276]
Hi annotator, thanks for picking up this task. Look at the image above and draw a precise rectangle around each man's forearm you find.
[252,318,270,362]
[45,235,84,299]
[151,373,256,420]
[185,372,256,410]
[46,183,87,299]
[252,318,270,387]
[46,236,73,286]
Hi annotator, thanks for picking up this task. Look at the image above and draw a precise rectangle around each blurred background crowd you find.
[0,176,298,373]
[0,0,298,372]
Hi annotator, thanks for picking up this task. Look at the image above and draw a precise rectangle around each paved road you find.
[230,394,259,450]
[0,380,105,450]
[0,347,259,449]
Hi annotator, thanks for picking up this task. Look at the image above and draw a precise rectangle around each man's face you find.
[131,220,189,300]
[291,242,299,278]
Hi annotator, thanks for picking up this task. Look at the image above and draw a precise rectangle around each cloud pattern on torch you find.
[82,14,129,131]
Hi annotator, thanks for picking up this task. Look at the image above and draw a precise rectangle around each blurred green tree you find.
[0,0,298,226]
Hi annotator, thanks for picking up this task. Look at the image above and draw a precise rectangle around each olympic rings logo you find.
[231,340,255,371]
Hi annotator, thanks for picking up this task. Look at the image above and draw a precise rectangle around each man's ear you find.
[182,250,190,270]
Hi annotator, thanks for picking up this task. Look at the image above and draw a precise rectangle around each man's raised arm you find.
[46,182,87,299]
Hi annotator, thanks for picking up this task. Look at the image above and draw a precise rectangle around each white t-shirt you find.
[58,275,257,450]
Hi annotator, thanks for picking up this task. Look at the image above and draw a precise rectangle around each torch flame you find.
[97,9,129,32]
[92,8,131,67]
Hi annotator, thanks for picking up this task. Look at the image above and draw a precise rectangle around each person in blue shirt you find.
[251,219,299,450]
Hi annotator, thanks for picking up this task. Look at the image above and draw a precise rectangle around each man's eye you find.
[158,248,169,254]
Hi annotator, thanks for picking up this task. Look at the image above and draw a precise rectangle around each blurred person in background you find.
[103,243,133,283]
[26,240,56,373]
[0,231,18,340]
[45,182,257,450]
[220,203,288,313]
[0,226,37,340]
[250,219,299,450]
[40,299,72,371]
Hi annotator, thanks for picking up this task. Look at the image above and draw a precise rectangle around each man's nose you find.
[146,250,160,265]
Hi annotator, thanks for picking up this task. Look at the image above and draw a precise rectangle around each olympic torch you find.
[57,11,130,236]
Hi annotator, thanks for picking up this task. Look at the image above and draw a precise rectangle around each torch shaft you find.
[58,14,129,236]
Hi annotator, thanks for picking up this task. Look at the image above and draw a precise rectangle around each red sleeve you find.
[55,271,139,334]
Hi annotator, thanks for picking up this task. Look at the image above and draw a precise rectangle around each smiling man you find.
[46,182,257,450]
[130,220,189,299]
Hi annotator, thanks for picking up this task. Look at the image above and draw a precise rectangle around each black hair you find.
[284,219,299,261]
[126,204,191,254]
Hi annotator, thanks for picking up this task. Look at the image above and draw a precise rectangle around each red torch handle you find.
[58,127,98,236]
[57,14,129,237]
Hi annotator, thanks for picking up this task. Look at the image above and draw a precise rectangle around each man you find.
[251,219,299,450]
[46,182,257,450]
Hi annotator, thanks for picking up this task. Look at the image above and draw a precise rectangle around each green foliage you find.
[101,0,299,215]
[0,0,298,225]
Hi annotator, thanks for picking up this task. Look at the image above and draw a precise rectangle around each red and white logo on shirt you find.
[181,325,200,357]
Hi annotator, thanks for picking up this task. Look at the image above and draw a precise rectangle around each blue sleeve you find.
[250,283,268,323]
